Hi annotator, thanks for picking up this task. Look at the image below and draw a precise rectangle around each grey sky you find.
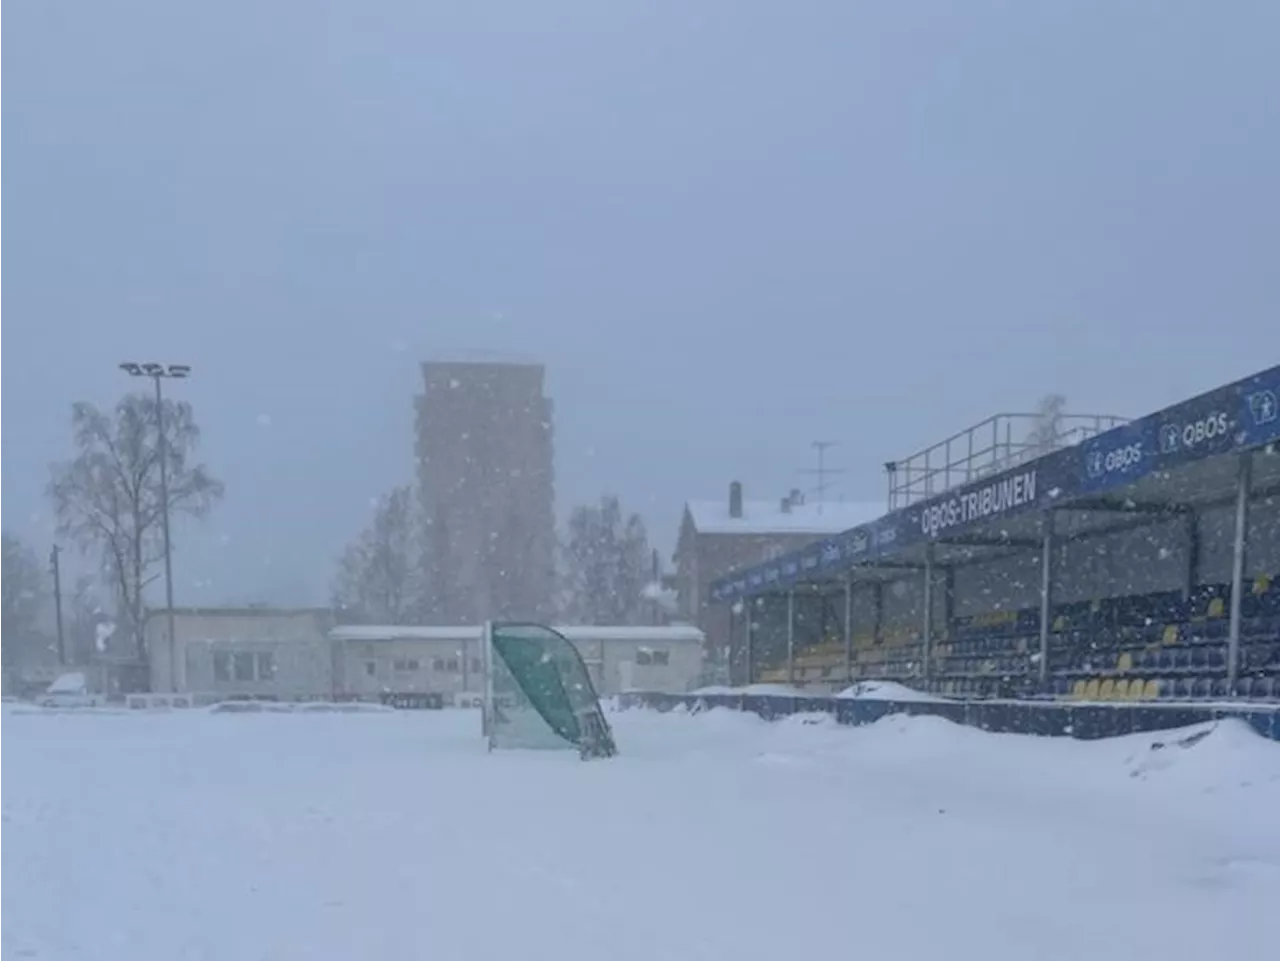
[4,0,1277,606]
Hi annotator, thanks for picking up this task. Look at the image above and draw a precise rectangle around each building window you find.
[213,652,231,682]
[432,658,445,672]
[636,648,670,666]
[365,661,377,677]
[446,658,459,672]
[652,650,670,666]
[256,652,276,680]
[471,658,483,674]
[233,653,255,682]
[393,658,420,673]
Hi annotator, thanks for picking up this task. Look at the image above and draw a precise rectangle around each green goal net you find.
[482,622,617,759]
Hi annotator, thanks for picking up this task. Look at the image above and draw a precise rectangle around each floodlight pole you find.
[1226,452,1252,691]
[120,362,191,692]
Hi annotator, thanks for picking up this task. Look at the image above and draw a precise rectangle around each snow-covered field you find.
[3,706,1278,961]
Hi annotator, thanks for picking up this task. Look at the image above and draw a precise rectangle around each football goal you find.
[481,622,617,759]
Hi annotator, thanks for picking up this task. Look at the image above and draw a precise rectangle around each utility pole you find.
[651,548,661,626]
[798,440,846,513]
[50,545,66,665]
[120,362,191,692]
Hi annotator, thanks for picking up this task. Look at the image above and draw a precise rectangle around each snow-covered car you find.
[37,672,104,709]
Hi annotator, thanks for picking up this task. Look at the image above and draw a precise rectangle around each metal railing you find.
[885,413,1129,511]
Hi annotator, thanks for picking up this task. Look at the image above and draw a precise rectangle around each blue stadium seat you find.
[1207,647,1226,668]
[1212,677,1231,699]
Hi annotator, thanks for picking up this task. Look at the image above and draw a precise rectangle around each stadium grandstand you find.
[709,365,1280,705]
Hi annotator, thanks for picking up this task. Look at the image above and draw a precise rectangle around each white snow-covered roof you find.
[330,624,705,644]
[685,499,884,536]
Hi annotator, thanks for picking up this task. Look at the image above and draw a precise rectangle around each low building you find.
[330,624,705,700]
[143,607,702,701]
[674,482,882,683]
[144,607,335,699]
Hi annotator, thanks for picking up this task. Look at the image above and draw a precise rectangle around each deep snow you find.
[3,706,1278,961]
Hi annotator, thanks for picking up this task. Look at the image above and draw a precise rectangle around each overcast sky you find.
[4,0,1277,606]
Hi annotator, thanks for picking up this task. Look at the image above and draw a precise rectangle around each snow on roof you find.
[330,624,705,644]
[685,499,884,536]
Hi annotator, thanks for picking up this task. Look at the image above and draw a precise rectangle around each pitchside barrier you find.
[617,691,1280,742]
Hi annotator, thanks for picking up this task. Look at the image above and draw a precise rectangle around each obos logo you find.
[1161,412,1229,454]
[843,531,870,558]
[1248,389,1277,426]
[1086,441,1142,479]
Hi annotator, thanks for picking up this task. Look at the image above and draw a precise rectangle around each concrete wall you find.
[338,637,483,699]
[336,634,702,698]
[145,609,334,696]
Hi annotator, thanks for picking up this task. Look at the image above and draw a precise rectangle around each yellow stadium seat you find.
[1162,624,1179,645]
[1208,597,1225,618]
[1071,680,1087,700]
[1117,652,1133,672]
[1099,679,1116,700]
[1143,679,1161,699]
[1113,679,1130,700]
[1084,679,1101,700]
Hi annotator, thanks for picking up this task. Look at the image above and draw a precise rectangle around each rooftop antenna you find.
[798,440,845,514]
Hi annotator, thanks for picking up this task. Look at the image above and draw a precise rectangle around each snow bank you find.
[835,680,948,702]
[208,700,395,715]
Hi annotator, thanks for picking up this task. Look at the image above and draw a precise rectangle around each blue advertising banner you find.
[710,365,1280,603]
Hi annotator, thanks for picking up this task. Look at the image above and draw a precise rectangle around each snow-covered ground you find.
[3,706,1278,961]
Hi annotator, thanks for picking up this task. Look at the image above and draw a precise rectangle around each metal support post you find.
[922,545,934,680]
[1227,452,1253,691]
[785,590,796,686]
[1039,511,1055,688]
[744,600,754,687]
[872,581,884,646]
[842,576,853,686]
[50,545,66,666]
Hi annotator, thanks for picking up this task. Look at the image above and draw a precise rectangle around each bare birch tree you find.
[47,394,223,658]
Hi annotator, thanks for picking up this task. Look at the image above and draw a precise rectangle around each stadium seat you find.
[1099,678,1116,700]
[1083,679,1101,700]
[1112,679,1130,700]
